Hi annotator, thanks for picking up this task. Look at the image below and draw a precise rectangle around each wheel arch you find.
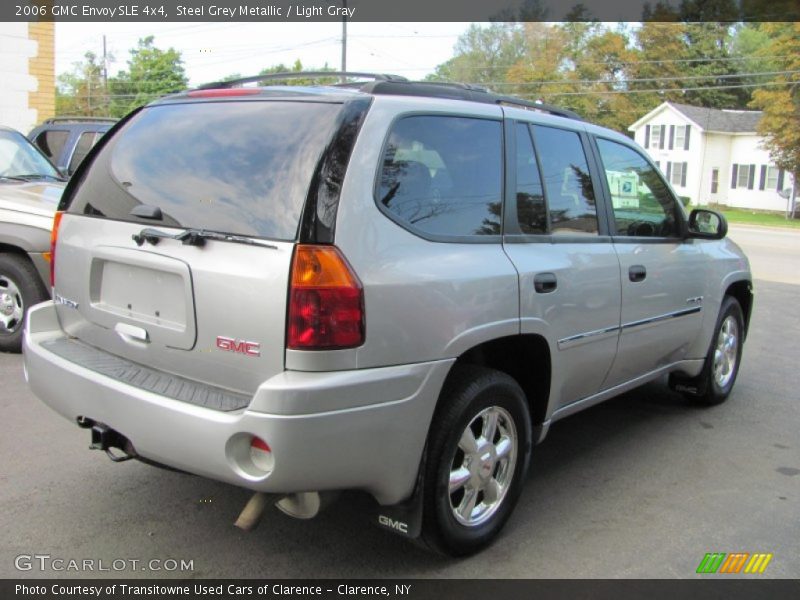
[724,279,753,339]
[444,334,552,440]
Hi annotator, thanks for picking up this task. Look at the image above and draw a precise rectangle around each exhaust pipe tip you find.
[234,491,340,532]
[234,492,271,532]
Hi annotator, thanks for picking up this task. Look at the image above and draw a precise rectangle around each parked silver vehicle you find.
[0,126,64,352]
[24,74,752,555]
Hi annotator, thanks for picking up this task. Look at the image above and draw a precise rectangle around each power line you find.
[544,80,796,97]
[473,70,800,88]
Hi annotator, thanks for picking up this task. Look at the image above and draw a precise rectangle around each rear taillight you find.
[287,245,364,350]
[48,211,64,287]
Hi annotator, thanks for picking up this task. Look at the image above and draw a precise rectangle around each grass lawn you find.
[709,207,800,229]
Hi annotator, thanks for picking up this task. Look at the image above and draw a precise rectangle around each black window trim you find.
[300,96,373,244]
[371,110,505,245]
[502,117,612,244]
[587,134,689,243]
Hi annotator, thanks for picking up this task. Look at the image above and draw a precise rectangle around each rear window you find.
[34,129,69,162]
[67,101,344,240]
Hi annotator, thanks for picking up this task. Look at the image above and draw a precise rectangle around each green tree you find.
[428,23,526,87]
[109,36,188,117]
[749,23,800,216]
[630,21,691,112]
[55,51,108,116]
[257,59,338,86]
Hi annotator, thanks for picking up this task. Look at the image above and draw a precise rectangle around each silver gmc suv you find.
[24,73,752,556]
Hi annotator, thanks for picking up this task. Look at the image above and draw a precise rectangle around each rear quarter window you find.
[67,100,344,241]
[376,115,503,239]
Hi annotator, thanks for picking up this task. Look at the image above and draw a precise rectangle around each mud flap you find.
[372,457,426,541]
[669,372,708,397]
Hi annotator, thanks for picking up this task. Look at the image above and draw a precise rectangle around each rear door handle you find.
[534,272,557,294]
[629,265,647,283]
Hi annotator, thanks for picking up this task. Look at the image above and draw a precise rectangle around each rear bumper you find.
[24,302,452,504]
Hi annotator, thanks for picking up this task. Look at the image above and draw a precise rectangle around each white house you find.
[629,102,794,212]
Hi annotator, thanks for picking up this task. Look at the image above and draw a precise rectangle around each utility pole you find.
[340,0,347,83]
[102,35,108,115]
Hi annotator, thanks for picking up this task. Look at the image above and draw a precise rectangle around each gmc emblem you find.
[378,515,409,534]
[216,336,261,357]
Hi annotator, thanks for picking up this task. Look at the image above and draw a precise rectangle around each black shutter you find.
[777,169,785,191]
[681,162,687,187]
[684,125,691,150]
[731,164,738,189]
[759,165,767,190]
[645,125,650,147]
[659,125,666,149]
[669,125,675,149]
[666,162,672,181]
[748,164,756,190]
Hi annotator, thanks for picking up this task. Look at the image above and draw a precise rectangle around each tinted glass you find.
[68,101,343,240]
[68,131,97,175]
[515,123,546,234]
[596,138,680,237]
[377,116,503,237]
[531,125,597,235]
[35,130,69,161]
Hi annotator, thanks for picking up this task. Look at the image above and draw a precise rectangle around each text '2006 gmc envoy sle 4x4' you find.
[24,73,752,556]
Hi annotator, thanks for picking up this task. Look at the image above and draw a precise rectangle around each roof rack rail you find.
[359,80,582,121]
[198,71,408,90]
[43,116,117,123]
[493,96,582,121]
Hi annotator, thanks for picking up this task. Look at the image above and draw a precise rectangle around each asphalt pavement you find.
[0,225,797,579]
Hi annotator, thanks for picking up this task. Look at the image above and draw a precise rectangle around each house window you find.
[675,126,686,149]
[650,126,661,149]
[671,162,686,187]
[767,166,780,190]
[711,168,719,194]
[737,164,751,188]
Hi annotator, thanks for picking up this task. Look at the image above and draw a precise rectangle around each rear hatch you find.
[54,97,351,395]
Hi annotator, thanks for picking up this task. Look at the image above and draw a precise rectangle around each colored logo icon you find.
[696,552,773,574]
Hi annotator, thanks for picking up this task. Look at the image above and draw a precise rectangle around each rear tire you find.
[0,254,48,353]
[421,365,532,556]
[681,296,745,406]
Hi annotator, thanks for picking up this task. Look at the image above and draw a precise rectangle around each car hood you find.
[0,181,65,218]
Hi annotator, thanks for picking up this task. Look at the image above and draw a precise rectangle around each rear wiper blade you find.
[132,227,277,249]
[0,175,30,182]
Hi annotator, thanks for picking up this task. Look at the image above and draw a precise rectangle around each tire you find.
[421,365,532,556]
[683,296,745,406]
[0,254,49,353]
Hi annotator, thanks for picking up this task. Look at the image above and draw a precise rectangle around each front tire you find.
[0,254,48,353]
[421,365,532,556]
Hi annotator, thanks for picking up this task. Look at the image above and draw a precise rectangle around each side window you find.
[34,130,69,162]
[596,138,681,238]
[515,123,546,234]
[68,131,98,175]
[530,125,598,235]
[377,116,503,237]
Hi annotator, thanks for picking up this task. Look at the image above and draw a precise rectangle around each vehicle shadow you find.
[87,381,710,578]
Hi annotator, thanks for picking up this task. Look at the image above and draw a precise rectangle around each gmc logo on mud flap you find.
[378,515,409,534]
[216,336,261,357]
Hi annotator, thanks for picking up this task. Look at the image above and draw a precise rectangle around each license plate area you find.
[86,246,197,349]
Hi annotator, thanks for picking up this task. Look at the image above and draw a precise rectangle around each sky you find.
[55,22,471,86]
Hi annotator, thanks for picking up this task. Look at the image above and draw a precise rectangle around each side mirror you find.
[688,208,727,240]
